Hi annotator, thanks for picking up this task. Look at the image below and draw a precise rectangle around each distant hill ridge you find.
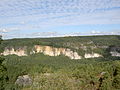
[0,35,120,59]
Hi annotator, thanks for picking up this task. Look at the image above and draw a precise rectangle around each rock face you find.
[1,45,82,59]
[109,46,120,57]
[1,45,103,59]
[34,45,82,59]
[15,75,32,86]
[84,53,102,58]
[110,52,120,57]
[2,47,27,56]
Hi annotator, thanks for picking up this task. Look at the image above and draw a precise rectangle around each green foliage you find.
[0,37,9,90]
[1,53,119,90]
[113,75,120,89]
[0,57,8,89]
[0,35,120,90]
[112,61,120,89]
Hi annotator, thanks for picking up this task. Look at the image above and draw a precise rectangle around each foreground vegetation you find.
[0,35,120,90]
[1,54,120,90]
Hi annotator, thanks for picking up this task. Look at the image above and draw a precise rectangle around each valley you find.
[0,35,120,90]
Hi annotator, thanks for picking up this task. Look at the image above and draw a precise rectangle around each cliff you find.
[1,45,102,59]
[2,47,27,56]
[33,45,82,59]
[84,53,102,58]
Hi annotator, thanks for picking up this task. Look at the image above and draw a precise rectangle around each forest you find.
[0,35,120,90]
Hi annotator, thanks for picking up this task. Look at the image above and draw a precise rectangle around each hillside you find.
[1,35,120,59]
[0,35,120,90]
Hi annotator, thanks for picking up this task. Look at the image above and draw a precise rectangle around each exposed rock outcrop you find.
[34,45,82,59]
[1,45,103,59]
[84,53,102,58]
[2,47,27,56]
[1,45,82,59]
[109,46,120,57]
[15,75,32,86]
[110,52,120,57]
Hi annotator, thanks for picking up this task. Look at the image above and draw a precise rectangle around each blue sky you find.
[0,0,120,39]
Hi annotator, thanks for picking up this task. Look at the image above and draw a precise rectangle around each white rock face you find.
[62,49,81,59]
[1,45,81,59]
[34,45,82,59]
[2,48,27,56]
[110,51,120,57]
[84,53,102,58]
[1,45,102,59]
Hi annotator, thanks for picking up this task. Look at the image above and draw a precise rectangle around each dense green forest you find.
[0,35,120,90]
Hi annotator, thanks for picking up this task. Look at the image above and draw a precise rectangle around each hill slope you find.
[1,35,120,59]
[1,35,120,90]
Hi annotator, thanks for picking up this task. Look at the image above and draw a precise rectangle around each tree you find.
[0,36,9,89]
[112,61,120,89]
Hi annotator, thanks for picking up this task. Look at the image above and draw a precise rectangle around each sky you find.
[0,0,120,39]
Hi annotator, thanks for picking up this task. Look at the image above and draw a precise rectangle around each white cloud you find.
[0,27,19,33]
[0,29,8,33]
[0,0,120,17]
[1,30,120,39]
[88,30,120,35]
[0,0,120,39]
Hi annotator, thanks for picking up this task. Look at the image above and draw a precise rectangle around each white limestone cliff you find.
[2,48,27,56]
[34,45,82,59]
[84,53,102,58]
[1,45,103,59]
[1,45,82,59]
